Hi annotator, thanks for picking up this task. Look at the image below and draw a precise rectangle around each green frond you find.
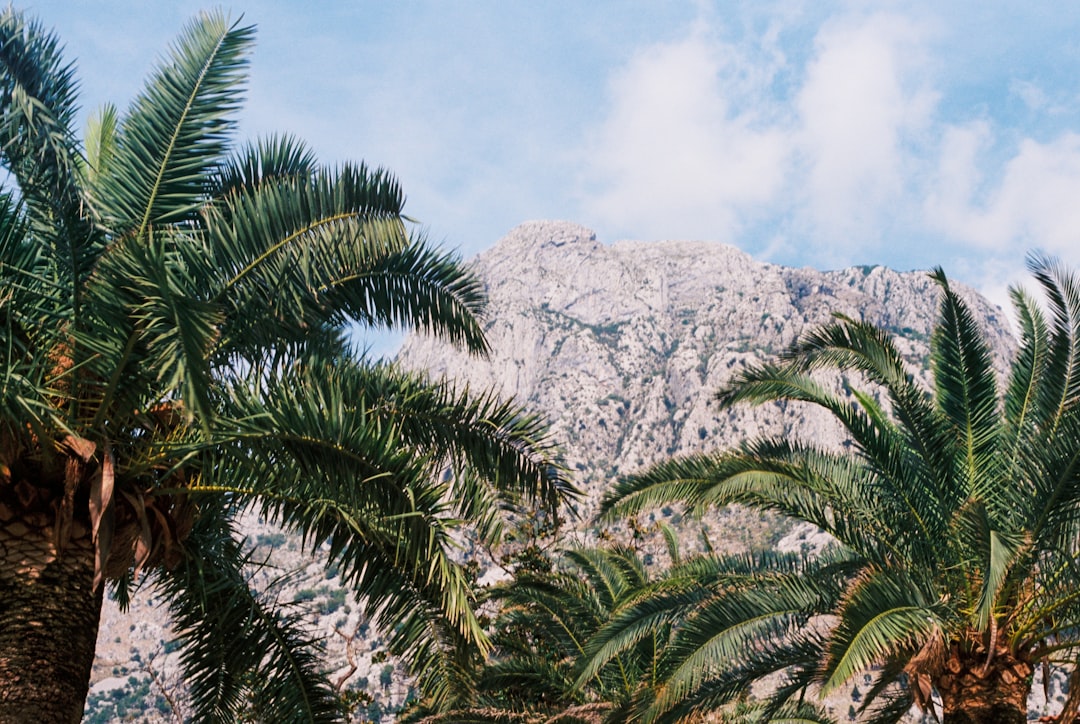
[712,700,837,724]
[1028,422,1080,551]
[409,710,536,724]
[198,353,570,707]
[491,563,615,645]
[153,512,340,723]
[562,546,647,609]
[954,498,1030,632]
[1004,285,1048,443]
[1029,252,1080,432]
[604,443,916,565]
[82,103,118,184]
[80,228,222,425]
[323,233,491,353]
[573,578,705,690]
[781,314,910,388]
[213,133,318,197]
[347,362,574,512]
[598,453,717,522]
[650,577,827,715]
[716,361,953,554]
[779,314,962,514]
[822,566,941,694]
[205,159,490,355]
[0,7,96,312]
[412,708,539,724]
[91,11,253,236]
[929,268,1001,501]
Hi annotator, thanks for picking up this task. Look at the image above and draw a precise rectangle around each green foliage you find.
[83,677,169,724]
[409,542,717,723]
[599,256,1080,722]
[0,6,574,720]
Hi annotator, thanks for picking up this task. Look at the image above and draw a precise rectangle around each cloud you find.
[579,10,941,261]
[794,12,937,250]
[927,125,1080,258]
[579,28,789,243]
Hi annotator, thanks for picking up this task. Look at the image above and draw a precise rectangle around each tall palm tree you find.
[598,256,1080,723]
[0,9,571,722]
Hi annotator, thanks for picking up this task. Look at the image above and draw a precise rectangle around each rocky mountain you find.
[392,220,1060,722]
[399,220,1015,539]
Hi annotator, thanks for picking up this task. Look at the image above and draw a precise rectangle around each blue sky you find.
[24,1,1080,317]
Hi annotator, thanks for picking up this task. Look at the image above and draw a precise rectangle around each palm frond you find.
[0,7,95,314]
[821,566,942,693]
[928,268,1000,504]
[153,511,340,723]
[196,354,570,706]
[346,361,574,513]
[82,103,119,184]
[80,228,222,425]
[205,159,489,354]
[716,360,952,554]
[213,132,318,197]
[91,11,253,236]
[954,498,1030,632]
[777,314,962,515]
[1029,252,1080,432]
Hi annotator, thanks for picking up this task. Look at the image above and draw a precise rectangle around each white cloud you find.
[579,29,789,242]
[579,10,941,260]
[927,127,1080,259]
[794,12,938,251]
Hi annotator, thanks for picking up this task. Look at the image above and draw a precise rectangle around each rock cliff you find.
[399,220,1014,534]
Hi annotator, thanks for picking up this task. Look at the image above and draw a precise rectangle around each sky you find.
[23,1,1080,325]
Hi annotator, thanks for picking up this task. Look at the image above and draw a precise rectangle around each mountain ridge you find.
[400,220,1015,527]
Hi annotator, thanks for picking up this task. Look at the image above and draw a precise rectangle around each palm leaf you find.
[821,566,942,693]
[1029,252,1080,433]
[205,159,489,355]
[91,11,253,236]
[0,8,95,320]
[928,268,1000,502]
[153,510,340,723]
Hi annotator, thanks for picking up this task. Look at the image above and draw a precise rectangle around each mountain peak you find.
[402,224,1014,524]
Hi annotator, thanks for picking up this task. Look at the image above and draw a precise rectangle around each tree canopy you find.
[0,8,571,721]
[598,256,1080,723]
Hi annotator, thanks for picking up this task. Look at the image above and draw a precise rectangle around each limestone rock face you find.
[399,220,1015,527]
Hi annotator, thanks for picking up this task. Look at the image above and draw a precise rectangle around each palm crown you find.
[0,9,571,722]
[599,257,1080,723]
[411,541,681,724]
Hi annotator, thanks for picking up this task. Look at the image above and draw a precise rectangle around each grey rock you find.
[400,220,1014,534]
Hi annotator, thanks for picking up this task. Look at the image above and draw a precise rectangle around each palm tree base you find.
[937,647,1031,724]
[0,505,103,723]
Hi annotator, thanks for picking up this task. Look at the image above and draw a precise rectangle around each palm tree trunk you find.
[0,505,103,723]
[936,647,1031,724]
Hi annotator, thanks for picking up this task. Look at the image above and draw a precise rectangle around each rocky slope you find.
[399,220,1014,530]
[394,220,1073,722]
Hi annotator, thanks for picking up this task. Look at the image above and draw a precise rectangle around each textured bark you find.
[0,505,103,723]
[936,645,1031,724]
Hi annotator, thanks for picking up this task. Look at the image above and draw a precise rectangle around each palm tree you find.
[0,9,571,722]
[408,540,687,724]
[598,256,1080,723]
